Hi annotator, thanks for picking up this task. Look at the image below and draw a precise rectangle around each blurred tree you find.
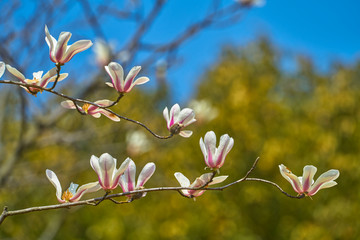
[1,38,359,239]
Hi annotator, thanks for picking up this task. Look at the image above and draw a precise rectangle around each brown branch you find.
[0,157,303,225]
[0,80,173,139]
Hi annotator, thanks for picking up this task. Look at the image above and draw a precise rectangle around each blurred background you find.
[0,0,359,239]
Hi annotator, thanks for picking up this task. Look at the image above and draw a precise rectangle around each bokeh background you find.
[0,0,359,239]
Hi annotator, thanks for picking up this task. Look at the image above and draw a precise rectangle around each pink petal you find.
[61,40,93,64]
[120,160,136,192]
[301,165,317,193]
[71,181,101,202]
[213,134,234,168]
[123,66,141,91]
[279,164,303,194]
[105,62,124,92]
[136,162,156,188]
[308,169,339,196]
[55,31,72,63]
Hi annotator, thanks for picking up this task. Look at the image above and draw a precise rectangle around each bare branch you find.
[0,158,303,225]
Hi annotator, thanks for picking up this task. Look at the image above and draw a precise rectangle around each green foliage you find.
[1,39,359,239]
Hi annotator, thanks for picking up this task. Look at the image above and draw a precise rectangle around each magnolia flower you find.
[0,61,5,78]
[200,131,234,170]
[6,64,68,95]
[105,62,149,93]
[45,25,93,64]
[61,100,120,122]
[163,104,196,137]
[46,169,101,203]
[90,153,131,191]
[119,159,156,200]
[174,172,228,198]
[279,164,340,197]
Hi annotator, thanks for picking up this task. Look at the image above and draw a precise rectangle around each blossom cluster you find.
[46,153,155,202]
[0,26,341,206]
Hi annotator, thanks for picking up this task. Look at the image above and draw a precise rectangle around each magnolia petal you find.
[105,82,114,88]
[45,25,57,60]
[112,157,131,188]
[301,165,317,193]
[279,164,303,194]
[133,76,150,86]
[92,108,120,121]
[163,107,170,126]
[136,162,156,188]
[105,62,124,91]
[61,39,93,63]
[6,64,26,82]
[60,100,77,110]
[120,159,136,192]
[169,104,181,127]
[0,62,5,78]
[54,31,72,62]
[44,73,69,87]
[90,155,103,186]
[203,131,217,167]
[214,134,234,168]
[174,172,190,187]
[308,169,339,196]
[90,112,101,118]
[45,169,65,203]
[179,130,193,138]
[209,175,228,185]
[177,108,195,126]
[94,99,113,107]
[124,66,141,91]
[198,173,213,184]
[98,153,116,189]
[71,181,101,202]
[39,67,57,87]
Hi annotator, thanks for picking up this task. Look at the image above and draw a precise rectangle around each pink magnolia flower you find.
[279,164,340,197]
[119,159,156,200]
[90,153,131,191]
[6,64,68,95]
[0,61,4,78]
[45,25,93,64]
[105,62,149,93]
[163,104,196,137]
[200,131,234,170]
[61,100,120,122]
[174,172,228,198]
[46,169,101,203]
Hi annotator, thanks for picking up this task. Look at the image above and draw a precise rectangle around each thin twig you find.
[0,158,303,225]
[0,80,173,139]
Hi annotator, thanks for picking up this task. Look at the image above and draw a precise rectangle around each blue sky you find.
[162,0,360,101]
[2,0,360,104]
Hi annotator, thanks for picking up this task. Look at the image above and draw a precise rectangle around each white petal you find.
[209,175,228,185]
[60,100,77,109]
[45,169,64,203]
[136,162,156,188]
[6,64,25,82]
[174,172,190,187]
[0,61,4,78]
[179,130,193,138]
